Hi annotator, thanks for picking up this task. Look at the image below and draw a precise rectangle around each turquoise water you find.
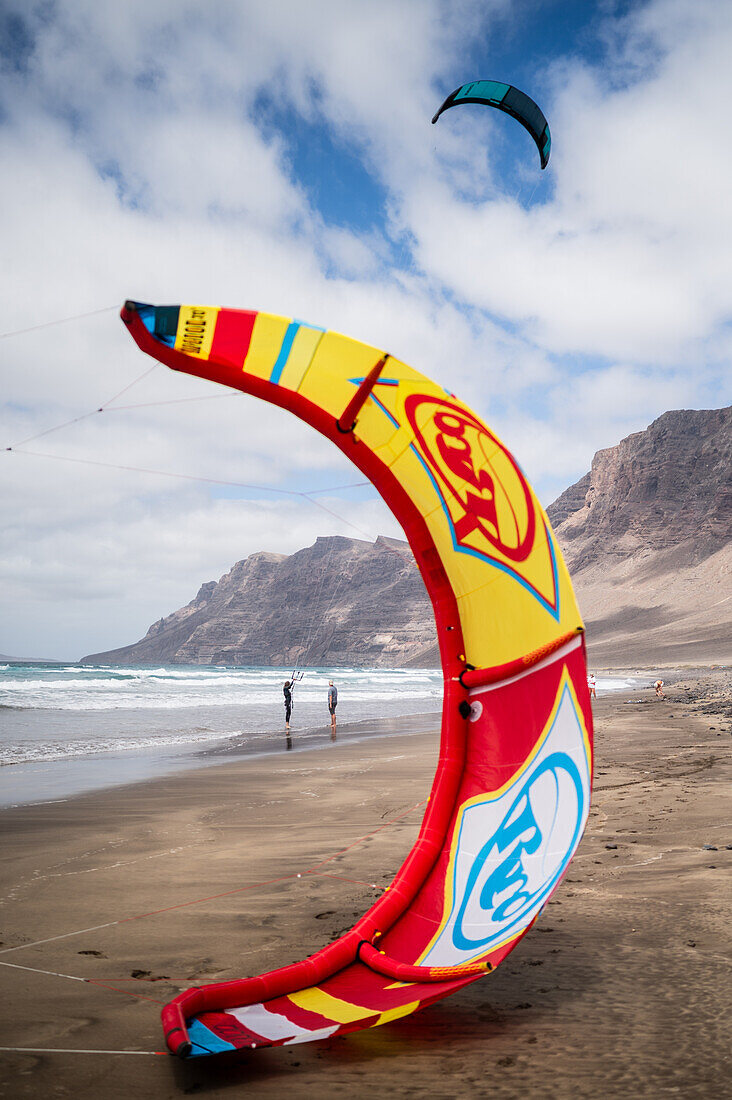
[0,661,634,808]
[0,662,444,806]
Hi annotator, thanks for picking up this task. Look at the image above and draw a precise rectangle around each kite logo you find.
[420,680,590,967]
[404,395,535,564]
[451,751,585,951]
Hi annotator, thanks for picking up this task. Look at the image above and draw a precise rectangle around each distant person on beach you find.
[283,680,292,731]
[654,678,665,698]
[587,673,597,699]
[328,680,338,739]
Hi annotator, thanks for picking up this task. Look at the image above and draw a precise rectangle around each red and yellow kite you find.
[122,301,593,1059]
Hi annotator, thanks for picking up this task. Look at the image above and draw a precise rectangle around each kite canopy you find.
[122,300,592,1060]
[432,80,551,169]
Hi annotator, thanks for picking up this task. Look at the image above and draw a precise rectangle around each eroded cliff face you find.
[548,407,731,572]
[84,536,439,668]
[84,407,731,670]
[548,407,731,665]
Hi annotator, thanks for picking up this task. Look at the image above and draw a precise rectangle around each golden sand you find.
[0,674,729,1099]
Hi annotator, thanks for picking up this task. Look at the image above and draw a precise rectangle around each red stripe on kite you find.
[209,309,257,371]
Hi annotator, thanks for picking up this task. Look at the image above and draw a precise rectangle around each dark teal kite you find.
[432,80,551,169]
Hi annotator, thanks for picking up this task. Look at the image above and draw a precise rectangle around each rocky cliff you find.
[548,406,731,665]
[85,406,731,670]
[84,536,439,668]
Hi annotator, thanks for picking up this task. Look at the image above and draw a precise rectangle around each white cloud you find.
[406,0,732,364]
[1,0,730,656]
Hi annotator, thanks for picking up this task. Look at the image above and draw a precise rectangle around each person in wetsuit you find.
[283,680,292,731]
[328,680,337,739]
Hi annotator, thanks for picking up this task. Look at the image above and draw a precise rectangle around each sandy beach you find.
[0,672,730,1099]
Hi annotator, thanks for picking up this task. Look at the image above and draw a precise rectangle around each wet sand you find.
[0,674,730,1099]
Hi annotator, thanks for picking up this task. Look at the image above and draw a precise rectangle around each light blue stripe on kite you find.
[269,320,325,385]
[269,322,300,385]
[347,376,400,387]
[370,393,400,429]
[408,442,561,620]
[186,1019,236,1057]
[455,80,509,104]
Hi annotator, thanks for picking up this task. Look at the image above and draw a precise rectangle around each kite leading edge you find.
[121,300,593,1059]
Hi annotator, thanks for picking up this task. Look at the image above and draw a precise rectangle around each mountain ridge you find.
[83,535,439,668]
[84,406,731,669]
[548,406,730,665]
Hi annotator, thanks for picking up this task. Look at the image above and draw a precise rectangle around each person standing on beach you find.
[283,680,292,731]
[587,673,597,699]
[328,680,338,739]
[654,678,665,697]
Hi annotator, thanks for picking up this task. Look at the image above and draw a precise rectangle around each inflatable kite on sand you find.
[122,301,593,1059]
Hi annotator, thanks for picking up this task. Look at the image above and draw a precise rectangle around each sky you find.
[1,0,731,660]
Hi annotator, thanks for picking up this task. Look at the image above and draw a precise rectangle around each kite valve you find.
[458,664,476,689]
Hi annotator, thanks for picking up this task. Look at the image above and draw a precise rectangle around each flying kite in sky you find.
[432,80,551,168]
[122,300,592,1060]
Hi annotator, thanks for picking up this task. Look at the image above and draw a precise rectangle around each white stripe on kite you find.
[285,1026,339,1046]
[230,1003,299,1041]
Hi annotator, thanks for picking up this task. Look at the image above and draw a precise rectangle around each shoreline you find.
[0,669,644,811]
[3,665,726,820]
[0,711,443,811]
[0,674,729,1098]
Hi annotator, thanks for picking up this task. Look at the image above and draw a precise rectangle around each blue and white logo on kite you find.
[421,679,590,968]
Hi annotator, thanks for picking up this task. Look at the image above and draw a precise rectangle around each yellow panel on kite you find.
[174,305,219,359]
[132,301,583,670]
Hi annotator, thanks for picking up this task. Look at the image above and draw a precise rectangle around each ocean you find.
[0,662,635,808]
